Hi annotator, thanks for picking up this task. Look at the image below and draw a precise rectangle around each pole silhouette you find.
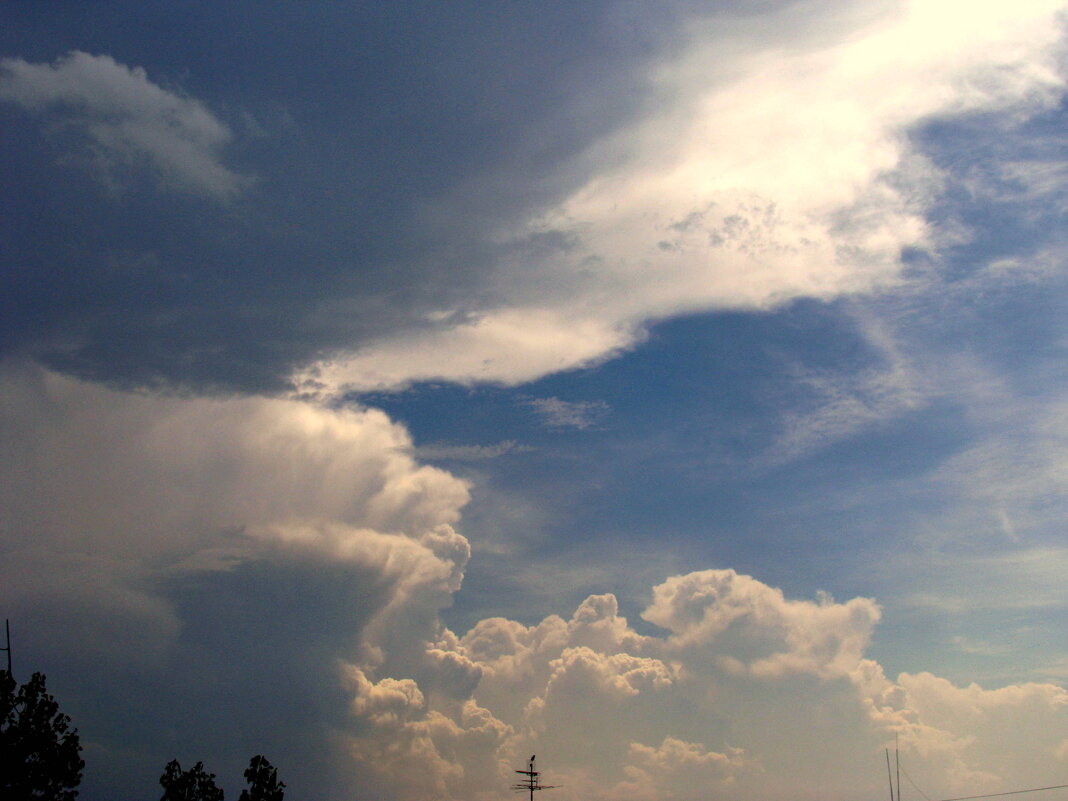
[513,755,559,801]
[2,619,10,675]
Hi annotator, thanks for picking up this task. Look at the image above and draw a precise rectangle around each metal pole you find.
[897,735,902,801]
[2,619,10,675]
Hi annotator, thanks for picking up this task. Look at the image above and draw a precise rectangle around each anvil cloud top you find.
[4,3,1068,800]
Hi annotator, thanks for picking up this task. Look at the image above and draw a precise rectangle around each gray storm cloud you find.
[0,361,471,798]
[0,51,248,199]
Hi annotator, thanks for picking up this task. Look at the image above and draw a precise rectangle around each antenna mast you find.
[513,755,559,801]
[897,733,902,801]
[1,619,10,676]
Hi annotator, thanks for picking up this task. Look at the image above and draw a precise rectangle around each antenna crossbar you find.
[511,756,560,801]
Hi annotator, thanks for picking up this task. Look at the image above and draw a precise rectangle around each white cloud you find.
[527,397,611,430]
[5,363,1068,801]
[620,737,755,801]
[341,568,1068,801]
[0,51,249,199]
[0,357,472,701]
[298,308,635,392]
[771,314,929,461]
[888,672,1068,795]
[416,440,534,461]
[297,0,1067,393]
[642,569,881,680]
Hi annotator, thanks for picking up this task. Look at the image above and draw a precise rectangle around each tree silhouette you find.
[160,759,225,801]
[0,670,84,801]
[239,755,285,801]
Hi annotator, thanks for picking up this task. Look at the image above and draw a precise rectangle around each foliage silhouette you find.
[239,755,285,801]
[160,759,225,801]
[0,670,85,801]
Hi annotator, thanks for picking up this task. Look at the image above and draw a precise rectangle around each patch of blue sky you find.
[410,87,1068,677]
[389,305,967,633]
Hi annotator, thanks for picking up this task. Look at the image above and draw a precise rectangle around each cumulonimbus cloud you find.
[3,362,1067,801]
[0,360,472,796]
[0,51,249,199]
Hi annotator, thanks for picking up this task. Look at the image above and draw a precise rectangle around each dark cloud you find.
[12,549,413,801]
[0,1,688,394]
[3,0,1029,395]
[0,363,474,801]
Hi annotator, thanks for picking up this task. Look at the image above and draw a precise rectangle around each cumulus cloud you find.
[619,737,755,801]
[3,372,1066,801]
[340,568,1068,801]
[863,667,1068,796]
[0,51,248,199]
[642,569,880,679]
[298,0,1067,393]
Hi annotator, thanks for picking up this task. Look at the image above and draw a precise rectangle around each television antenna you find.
[2,619,10,675]
[513,755,559,801]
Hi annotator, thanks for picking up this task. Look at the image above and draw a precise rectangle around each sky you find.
[3,2,1068,800]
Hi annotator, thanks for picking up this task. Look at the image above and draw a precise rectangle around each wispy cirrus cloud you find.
[527,396,611,430]
[770,316,928,462]
[0,51,249,200]
[416,439,535,461]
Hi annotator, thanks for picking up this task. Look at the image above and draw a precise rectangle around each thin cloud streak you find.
[527,397,611,430]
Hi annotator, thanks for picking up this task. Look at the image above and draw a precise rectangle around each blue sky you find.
[4,3,1068,801]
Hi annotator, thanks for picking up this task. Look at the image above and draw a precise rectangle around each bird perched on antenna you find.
[512,755,559,801]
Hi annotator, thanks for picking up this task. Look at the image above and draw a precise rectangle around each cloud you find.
[620,737,755,801]
[931,396,1068,541]
[3,370,1066,801]
[0,360,472,798]
[887,672,1068,795]
[0,51,248,199]
[299,0,1067,393]
[297,310,636,393]
[641,569,880,679]
[342,569,1068,801]
[770,314,928,461]
[416,440,535,461]
[4,6,1068,800]
[900,547,1068,615]
[1,3,1065,397]
[527,397,611,430]
[0,363,469,557]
